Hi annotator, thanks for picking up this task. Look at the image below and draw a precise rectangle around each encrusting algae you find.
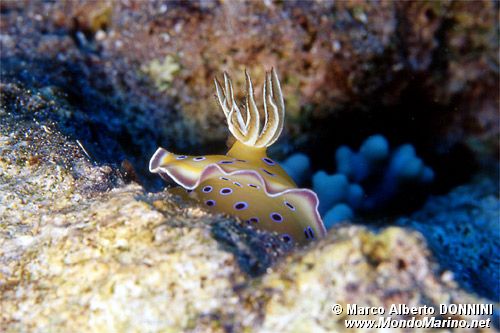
[150,68,326,245]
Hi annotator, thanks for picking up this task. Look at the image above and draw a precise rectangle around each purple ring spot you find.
[202,186,213,193]
[262,157,275,166]
[205,200,215,207]
[284,201,296,211]
[248,184,259,189]
[219,160,234,164]
[193,156,206,161]
[220,177,229,181]
[233,182,242,187]
[220,188,232,195]
[261,168,275,176]
[270,212,283,223]
[281,234,292,243]
[233,202,248,210]
[176,155,187,160]
[248,217,259,223]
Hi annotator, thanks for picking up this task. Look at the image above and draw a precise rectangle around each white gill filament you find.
[244,69,260,145]
[214,68,285,148]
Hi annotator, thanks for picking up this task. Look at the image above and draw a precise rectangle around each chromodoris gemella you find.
[150,68,326,245]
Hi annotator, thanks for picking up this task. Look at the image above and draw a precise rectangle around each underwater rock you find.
[396,175,500,301]
[0,82,124,195]
[0,81,290,331]
[1,81,495,332]
[243,227,494,332]
[0,0,497,186]
[1,1,498,331]
[0,80,292,272]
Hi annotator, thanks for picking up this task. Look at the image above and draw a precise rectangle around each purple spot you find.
[205,200,216,207]
[248,184,259,189]
[281,234,292,243]
[186,189,193,193]
[262,157,275,166]
[236,159,247,162]
[219,160,234,164]
[270,213,283,223]
[202,186,213,193]
[176,155,187,160]
[284,201,296,211]
[220,188,232,195]
[248,217,259,223]
[220,177,230,181]
[261,168,275,176]
[304,226,315,239]
[234,202,248,210]
[233,182,242,187]
[193,156,206,161]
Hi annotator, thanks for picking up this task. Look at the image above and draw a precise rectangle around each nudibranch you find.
[150,68,326,245]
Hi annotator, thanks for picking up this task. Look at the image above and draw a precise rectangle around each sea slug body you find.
[150,68,326,245]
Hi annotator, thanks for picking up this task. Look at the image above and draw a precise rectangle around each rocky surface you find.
[249,227,495,332]
[0,0,498,188]
[397,176,500,301]
[1,1,498,332]
[1,82,497,333]
[0,82,288,331]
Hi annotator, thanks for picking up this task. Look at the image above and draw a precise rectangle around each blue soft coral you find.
[280,134,434,229]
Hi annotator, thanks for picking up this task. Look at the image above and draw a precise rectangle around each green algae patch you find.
[142,55,181,92]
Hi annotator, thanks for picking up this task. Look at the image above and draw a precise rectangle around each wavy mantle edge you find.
[150,147,327,237]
